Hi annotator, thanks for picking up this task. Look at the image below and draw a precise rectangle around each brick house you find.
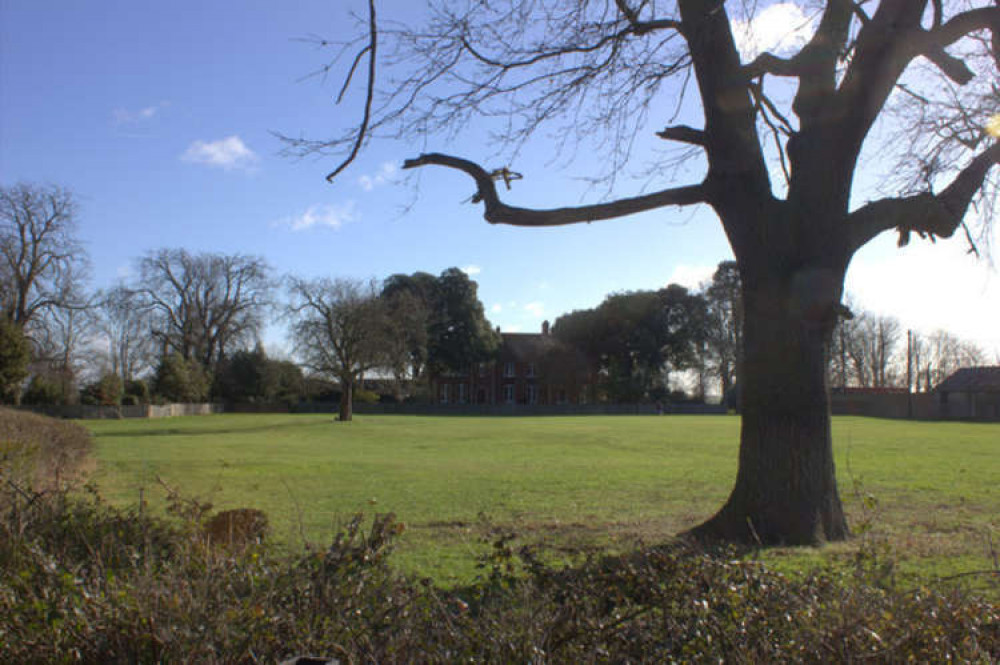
[433,321,596,406]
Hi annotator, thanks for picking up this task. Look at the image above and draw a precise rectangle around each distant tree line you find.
[1,183,991,414]
[0,184,503,418]
[830,306,990,392]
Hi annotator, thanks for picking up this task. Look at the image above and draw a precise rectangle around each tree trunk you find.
[339,379,353,422]
[689,268,849,545]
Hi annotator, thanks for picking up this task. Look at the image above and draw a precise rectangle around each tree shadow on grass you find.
[94,419,336,439]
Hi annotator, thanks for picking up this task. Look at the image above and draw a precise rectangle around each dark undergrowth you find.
[1,410,997,663]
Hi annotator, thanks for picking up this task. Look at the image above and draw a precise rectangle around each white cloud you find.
[113,102,168,124]
[732,3,816,62]
[846,236,1000,357]
[667,264,716,290]
[505,324,523,333]
[357,161,398,192]
[182,135,258,171]
[461,264,482,276]
[524,302,545,318]
[278,202,357,231]
[491,304,502,313]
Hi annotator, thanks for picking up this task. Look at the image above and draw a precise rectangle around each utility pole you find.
[840,324,847,391]
[906,329,913,419]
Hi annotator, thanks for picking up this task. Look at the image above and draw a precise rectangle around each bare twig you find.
[325,0,377,183]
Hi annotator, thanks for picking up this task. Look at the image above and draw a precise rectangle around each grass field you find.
[86,414,999,590]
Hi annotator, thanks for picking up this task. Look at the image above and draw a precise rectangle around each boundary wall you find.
[17,396,997,421]
[18,403,224,420]
[300,402,728,416]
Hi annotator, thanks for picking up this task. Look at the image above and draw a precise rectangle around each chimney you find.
[542,320,550,336]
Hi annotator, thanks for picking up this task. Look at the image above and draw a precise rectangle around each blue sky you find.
[2,1,998,357]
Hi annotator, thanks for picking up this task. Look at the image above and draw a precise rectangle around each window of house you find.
[526,363,536,378]
[526,384,537,405]
[556,388,568,405]
[478,362,488,377]
[458,383,467,404]
[504,362,516,378]
[503,384,515,404]
[440,384,450,404]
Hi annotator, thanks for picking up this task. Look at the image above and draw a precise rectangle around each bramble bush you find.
[1,410,997,663]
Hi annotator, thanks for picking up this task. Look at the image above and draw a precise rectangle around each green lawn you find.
[85,414,999,590]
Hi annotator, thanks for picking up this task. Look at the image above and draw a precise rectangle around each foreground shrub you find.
[1,476,996,664]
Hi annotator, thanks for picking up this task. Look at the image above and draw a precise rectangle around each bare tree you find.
[290,1,1000,545]
[96,284,155,383]
[916,328,989,388]
[286,277,387,422]
[136,249,272,368]
[0,183,89,328]
[836,309,903,388]
[31,305,96,404]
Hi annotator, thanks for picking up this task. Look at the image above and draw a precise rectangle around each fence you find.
[828,391,980,420]
[18,403,225,420]
[18,395,995,421]
[292,401,729,417]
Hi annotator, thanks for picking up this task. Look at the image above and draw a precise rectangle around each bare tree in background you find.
[136,249,272,368]
[96,284,155,383]
[31,305,95,404]
[286,277,387,422]
[914,328,989,388]
[835,309,904,388]
[287,1,1000,545]
[0,183,90,329]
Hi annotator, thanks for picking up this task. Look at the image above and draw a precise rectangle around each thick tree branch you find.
[921,6,1000,78]
[921,44,974,84]
[742,53,801,79]
[655,124,706,146]
[926,7,1000,49]
[676,0,769,188]
[788,0,853,127]
[402,153,707,227]
[848,142,1000,251]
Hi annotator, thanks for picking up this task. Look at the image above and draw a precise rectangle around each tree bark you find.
[689,267,849,545]
[339,379,353,422]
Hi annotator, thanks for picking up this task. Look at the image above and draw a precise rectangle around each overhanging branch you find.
[742,52,802,80]
[655,124,706,146]
[402,153,707,227]
[925,7,1000,49]
[848,142,1000,251]
[921,6,1000,82]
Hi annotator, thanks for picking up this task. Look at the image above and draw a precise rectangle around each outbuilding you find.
[935,366,1000,421]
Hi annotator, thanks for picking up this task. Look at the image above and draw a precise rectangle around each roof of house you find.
[935,366,1000,393]
[500,332,561,361]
